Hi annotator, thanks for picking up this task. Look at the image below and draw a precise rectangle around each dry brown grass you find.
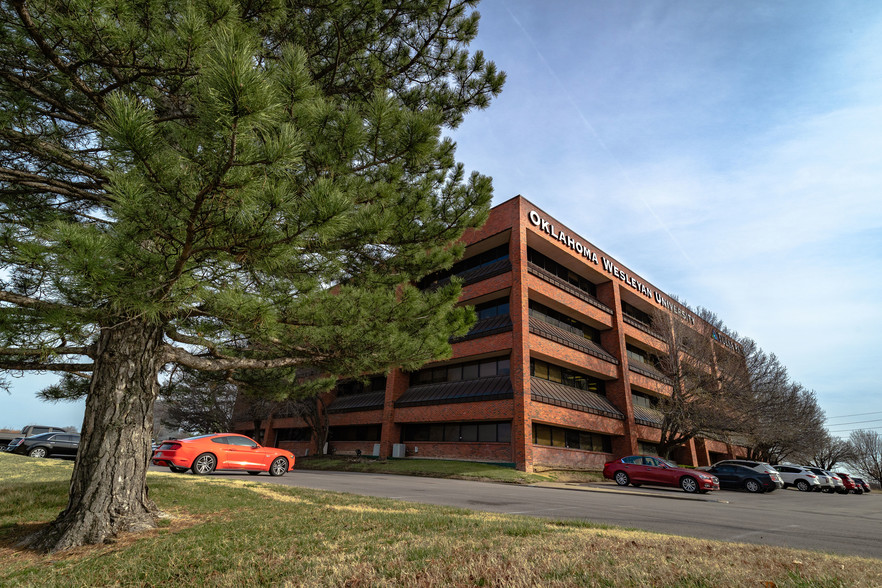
[2,454,878,587]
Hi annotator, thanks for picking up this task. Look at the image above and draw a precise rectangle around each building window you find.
[402,422,511,443]
[474,297,510,320]
[274,428,311,443]
[412,356,511,386]
[637,441,659,455]
[527,248,597,297]
[528,300,600,342]
[631,392,658,409]
[420,244,510,287]
[622,301,652,327]
[626,344,660,368]
[337,375,387,396]
[328,425,382,442]
[532,424,612,452]
[530,358,605,395]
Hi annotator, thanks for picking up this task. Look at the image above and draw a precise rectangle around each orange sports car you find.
[151,433,295,476]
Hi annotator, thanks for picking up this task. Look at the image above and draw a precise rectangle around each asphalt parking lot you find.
[149,465,882,558]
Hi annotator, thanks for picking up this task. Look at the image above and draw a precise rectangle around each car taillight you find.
[160,442,182,450]
[807,474,816,478]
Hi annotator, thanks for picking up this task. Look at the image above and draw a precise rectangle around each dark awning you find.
[529,317,618,365]
[452,314,513,342]
[430,259,512,290]
[628,361,673,385]
[326,391,386,414]
[530,377,623,419]
[632,404,664,427]
[395,375,513,408]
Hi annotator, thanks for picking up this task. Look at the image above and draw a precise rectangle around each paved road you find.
[150,466,882,559]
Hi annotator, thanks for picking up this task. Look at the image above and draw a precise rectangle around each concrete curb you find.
[531,481,729,503]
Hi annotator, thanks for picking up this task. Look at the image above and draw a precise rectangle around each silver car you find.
[773,464,821,492]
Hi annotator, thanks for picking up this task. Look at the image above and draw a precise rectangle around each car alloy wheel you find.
[680,476,698,493]
[28,447,47,458]
[614,471,630,486]
[269,457,288,477]
[796,480,810,492]
[744,479,761,493]
[192,453,216,475]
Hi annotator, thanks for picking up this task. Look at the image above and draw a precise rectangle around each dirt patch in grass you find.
[0,510,205,564]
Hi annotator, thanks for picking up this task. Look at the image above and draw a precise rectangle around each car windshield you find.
[657,458,676,468]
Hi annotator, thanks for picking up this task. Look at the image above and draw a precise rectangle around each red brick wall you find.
[393,400,514,424]
[530,403,625,436]
[532,445,613,470]
[403,442,513,462]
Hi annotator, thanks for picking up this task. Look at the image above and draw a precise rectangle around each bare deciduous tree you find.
[158,369,238,435]
[649,308,738,459]
[848,430,882,488]
[799,431,855,470]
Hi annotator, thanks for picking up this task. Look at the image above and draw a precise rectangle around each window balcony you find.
[526,263,612,314]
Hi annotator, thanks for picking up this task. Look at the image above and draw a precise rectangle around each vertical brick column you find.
[693,438,711,467]
[597,281,638,457]
[379,368,408,458]
[674,439,699,467]
[510,200,533,472]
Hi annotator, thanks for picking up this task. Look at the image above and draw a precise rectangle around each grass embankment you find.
[295,456,602,483]
[1,453,879,587]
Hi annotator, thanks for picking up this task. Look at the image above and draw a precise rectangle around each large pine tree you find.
[0,0,503,551]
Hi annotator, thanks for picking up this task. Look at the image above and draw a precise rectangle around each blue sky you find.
[450,0,882,438]
[4,1,882,438]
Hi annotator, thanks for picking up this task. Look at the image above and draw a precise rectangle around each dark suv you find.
[8,432,81,458]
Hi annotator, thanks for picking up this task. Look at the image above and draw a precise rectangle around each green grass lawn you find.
[1,452,879,587]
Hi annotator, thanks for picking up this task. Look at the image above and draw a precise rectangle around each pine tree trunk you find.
[20,321,165,553]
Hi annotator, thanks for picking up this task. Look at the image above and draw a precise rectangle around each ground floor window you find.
[328,424,382,442]
[402,421,511,443]
[274,427,311,443]
[638,441,659,455]
[533,424,612,452]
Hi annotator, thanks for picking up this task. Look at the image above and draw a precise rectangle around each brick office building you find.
[233,196,746,472]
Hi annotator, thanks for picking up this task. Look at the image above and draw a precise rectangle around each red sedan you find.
[835,472,863,494]
[603,455,719,494]
[152,433,295,476]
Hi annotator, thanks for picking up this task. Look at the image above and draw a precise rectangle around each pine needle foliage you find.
[0,0,503,551]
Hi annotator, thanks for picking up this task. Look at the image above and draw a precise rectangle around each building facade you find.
[234,196,746,472]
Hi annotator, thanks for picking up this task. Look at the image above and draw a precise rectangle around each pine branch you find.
[164,345,324,371]
[11,0,106,112]
[0,290,95,317]
[0,359,93,372]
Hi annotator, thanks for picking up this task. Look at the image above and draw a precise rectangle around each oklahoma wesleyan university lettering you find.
[527,209,599,265]
[528,209,695,325]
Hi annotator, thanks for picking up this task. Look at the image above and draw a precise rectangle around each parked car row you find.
[604,456,872,495]
[718,460,871,495]
[4,430,296,478]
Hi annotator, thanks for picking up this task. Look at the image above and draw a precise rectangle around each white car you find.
[711,460,784,490]
[802,466,838,493]
[772,464,822,492]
